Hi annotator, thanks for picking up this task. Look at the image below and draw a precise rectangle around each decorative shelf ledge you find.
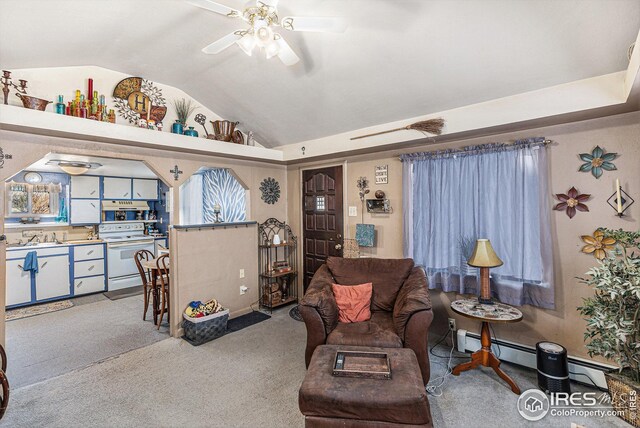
[4,222,69,229]
[0,105,284,163]
[172,221,257,231]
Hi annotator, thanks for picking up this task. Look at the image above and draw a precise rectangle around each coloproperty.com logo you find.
[517,388,635,421]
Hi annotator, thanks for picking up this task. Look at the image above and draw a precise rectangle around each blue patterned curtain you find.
[401,138,554,309]
[202,169,247,223]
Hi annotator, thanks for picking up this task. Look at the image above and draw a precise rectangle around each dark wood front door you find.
[303,166,344,292]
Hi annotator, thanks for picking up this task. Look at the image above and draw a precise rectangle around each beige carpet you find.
[1,308,629,427]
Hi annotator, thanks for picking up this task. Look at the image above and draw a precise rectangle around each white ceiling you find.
[0,0,638,148]
[25,154,158,179]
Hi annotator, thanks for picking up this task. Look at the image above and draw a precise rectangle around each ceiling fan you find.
[187,0,347,66]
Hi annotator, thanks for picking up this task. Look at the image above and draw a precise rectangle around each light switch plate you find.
[348,206,358,217]
[239,269,245,278]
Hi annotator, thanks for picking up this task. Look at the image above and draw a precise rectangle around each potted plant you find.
[171,98,197,135]
[578,228,640,427]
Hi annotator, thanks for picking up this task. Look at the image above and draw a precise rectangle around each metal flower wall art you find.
[578,146,617,179]
[553,187,590,219]
[581,230,616,260]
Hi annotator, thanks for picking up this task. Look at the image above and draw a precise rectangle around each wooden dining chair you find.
[134,249,155,321]
[156,254,170,329]
[0,344,9,420]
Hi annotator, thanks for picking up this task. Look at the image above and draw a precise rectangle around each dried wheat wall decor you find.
[350,118,445,141]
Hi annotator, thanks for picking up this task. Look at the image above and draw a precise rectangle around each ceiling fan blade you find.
[280,16,347,33]
[257,0,278,8]
[275,36,300,66]
[186,0,242,18]
[202,31,244,54]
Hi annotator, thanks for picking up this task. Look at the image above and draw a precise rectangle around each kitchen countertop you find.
[7,240,104,250]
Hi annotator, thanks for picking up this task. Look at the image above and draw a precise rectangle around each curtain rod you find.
[398,137,552,161]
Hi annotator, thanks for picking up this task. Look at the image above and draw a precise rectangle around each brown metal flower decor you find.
[578,146,617,179]
[581,229,616,260]
[553,187,590,218]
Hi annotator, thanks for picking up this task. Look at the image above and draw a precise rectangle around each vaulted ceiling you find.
[1,0,638,148]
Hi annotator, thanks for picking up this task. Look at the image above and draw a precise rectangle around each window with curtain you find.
[179,168,247,225]
[401,137,554,309]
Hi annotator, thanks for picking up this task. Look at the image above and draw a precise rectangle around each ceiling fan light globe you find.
[255,22,273,47]
[265,39,280,59]
[236,33,256,56]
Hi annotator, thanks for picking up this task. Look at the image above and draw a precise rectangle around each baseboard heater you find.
[456,329,616,390]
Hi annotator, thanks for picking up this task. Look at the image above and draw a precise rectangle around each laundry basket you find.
[182,308,229,346]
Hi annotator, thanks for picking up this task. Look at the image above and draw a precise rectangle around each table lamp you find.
[467,239,503,304]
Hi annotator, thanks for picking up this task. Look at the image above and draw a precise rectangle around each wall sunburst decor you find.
[260,177,280,204]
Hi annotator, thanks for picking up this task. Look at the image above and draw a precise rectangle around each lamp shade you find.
[467,239,503,268]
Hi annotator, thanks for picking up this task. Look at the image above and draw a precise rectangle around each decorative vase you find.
[183,126,198,137]
[171,120,184,134]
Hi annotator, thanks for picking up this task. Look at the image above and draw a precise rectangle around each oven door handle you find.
[107,240,155,248]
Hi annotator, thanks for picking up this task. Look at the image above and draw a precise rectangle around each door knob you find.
[335,244,342,250]
[336,234,342,239]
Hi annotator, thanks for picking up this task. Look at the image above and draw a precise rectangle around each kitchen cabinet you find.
[132,179,158,200]
[35,255,70,301]
[74,244,104,261]
[6,259,32,307]
[74,259,105,278]
[74,276,106,296]
[70,175,100,199]
[103,177,131,199]
[70,199,101,224]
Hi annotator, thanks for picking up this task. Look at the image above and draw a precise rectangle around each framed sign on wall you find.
[375,165,388,184]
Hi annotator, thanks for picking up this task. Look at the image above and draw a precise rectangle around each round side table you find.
[450,298,523,394]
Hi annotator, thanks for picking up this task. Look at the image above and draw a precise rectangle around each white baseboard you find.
[455,329,616,390]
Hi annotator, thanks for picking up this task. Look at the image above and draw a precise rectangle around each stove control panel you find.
[98,223,145,233]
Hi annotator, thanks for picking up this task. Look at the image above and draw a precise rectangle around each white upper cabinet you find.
[103,177,131,199]
[132,179,158,200]
[70,199,101,224]
[70,176,100,199]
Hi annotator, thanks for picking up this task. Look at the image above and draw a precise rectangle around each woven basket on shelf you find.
[605,372,639,427]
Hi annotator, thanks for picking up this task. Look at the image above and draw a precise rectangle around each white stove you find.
[99,223,155,291]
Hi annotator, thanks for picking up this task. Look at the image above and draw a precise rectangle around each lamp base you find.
[478,297,494,305]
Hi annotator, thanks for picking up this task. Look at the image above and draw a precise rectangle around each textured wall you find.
[287,111,640,362]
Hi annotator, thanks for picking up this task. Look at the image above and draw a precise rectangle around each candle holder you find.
[607,189,634,217]
[1,70,28,105]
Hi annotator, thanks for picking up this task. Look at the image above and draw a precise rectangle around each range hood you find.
[102,200,150,211]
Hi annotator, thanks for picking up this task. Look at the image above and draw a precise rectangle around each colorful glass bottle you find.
[55,95,65,115]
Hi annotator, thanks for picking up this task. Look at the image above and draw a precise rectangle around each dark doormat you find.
[289,305,303,322]
[182,311,271,346]
[104,286,144,301]
[226,311,271,333]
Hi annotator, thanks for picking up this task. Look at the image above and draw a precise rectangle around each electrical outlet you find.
[240,285,248,295]
[348,206,358,217]
[239,269,245,279]
[448,318,456,331]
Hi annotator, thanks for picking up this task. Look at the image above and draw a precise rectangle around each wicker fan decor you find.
[351,118,445,140]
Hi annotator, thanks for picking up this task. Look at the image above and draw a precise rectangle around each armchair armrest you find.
[393,266,432,341]
[300,264,339,334]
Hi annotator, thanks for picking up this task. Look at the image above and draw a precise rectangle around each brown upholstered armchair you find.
[300,257,433,385]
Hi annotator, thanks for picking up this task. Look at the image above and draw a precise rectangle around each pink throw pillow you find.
[331,283,373,323]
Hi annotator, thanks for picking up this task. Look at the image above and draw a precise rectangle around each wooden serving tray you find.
[332,350,391,380]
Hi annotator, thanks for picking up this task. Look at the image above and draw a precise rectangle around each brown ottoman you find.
[299,345,432,427]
